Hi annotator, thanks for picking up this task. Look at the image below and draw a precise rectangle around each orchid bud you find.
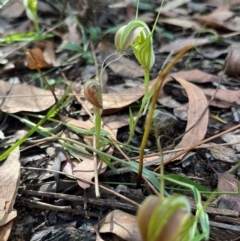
[84,79,103,109]
[137,195,193,241]
[115,20,155,71]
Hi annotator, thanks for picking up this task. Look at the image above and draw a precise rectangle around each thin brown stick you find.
[154,122,240,172]
[25,51,58,103]
[21,166,140,207]
[18,197,99,217]
[19,189,137,212]
[137,45,192,186]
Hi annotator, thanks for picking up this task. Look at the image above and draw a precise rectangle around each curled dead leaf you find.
[0,148,20,241]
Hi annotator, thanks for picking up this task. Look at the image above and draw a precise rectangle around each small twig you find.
[21,166,140,207]
[143,178,159,195]
[137,45,192,186]
[25,51,58,103]
[18,197,99,217]
[154,122,240,172]
[18,189,137,212]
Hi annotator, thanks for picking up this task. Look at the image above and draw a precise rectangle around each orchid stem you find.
[126,71,151,145]
[93,106,102,198]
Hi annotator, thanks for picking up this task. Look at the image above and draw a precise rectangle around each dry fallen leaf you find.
[203,88,240,106]
[0,80,60,113]
[64,17,81,45]
[194,7,240,32]
[0,148,20,241]
[221,132,240,152]
[159,18,200,30]
[199,47,229,59]
[82,82,145,115]
[172,78,209,160]
[159,37,210,53]
[224,47,240,77]
[158,92,182,109]
[218,173,240,212]
[0,0,25,19]
[173,103,189,121]
[206,0,231,7]
[98,209,143,241]
[73,153,108,189]
[26,41,55,69]
[102,113,129,131]
[158,0,191,12]
[170,69,222,84]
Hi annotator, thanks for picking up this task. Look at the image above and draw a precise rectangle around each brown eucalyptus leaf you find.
[224,47,240,77]
[26,41,56,69]
[91,69,219,114]
[98,209,142,241]
[0,81,61,113]
[218,173,240,212]
[0,0,25,19]
[159,38,210,53]
[159,18,200,30]
[0,148,20,241]
[170,69,221,84]
[200,47,229,59]
[73,149,111,189]
[194,7,240,31]
[203,88,240,106]
[158,0,191,12]
[173,78,209,159]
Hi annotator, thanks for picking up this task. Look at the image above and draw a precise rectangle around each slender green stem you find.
[144,70,150,93]
[93,106,102,197]
[34,20,40,33]
[135,0,140,19]
[126,71,151,144]
[93,106,102,147]
[151,0,165,34]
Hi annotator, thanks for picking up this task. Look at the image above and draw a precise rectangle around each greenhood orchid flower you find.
[84,79,103,109]
[115,20,155,72]
[137,195,194,241]
[23,0,39,32]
